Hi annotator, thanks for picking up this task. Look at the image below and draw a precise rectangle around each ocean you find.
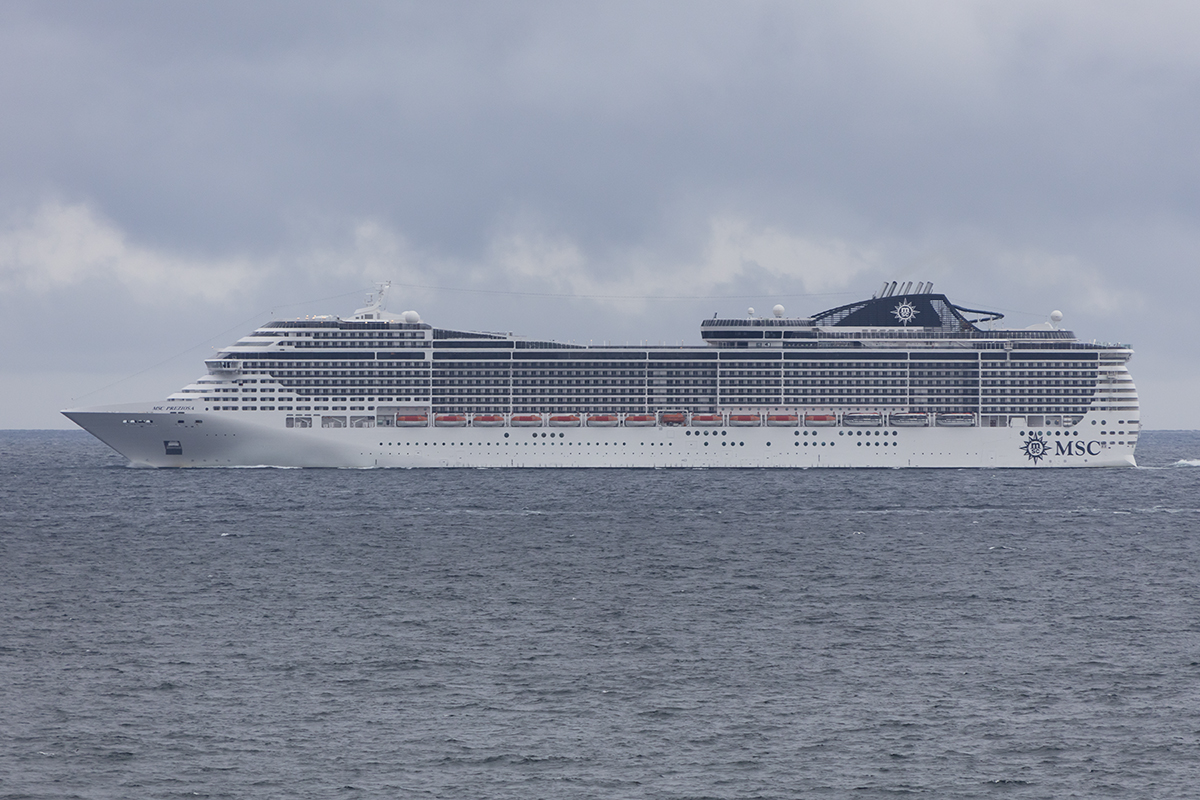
[2,429,1199,798]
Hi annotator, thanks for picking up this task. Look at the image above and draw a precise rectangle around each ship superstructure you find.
[64,281,1140,467]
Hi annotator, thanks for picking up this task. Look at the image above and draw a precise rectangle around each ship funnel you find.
[901,281,913,295]
[875,281,889,299]
[886,281,898,297]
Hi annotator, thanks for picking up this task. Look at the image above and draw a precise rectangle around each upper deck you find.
[232,284,1100,354]
[700,287,1077,346]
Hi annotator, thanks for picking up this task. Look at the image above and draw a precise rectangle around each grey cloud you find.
[1,1,1198,427]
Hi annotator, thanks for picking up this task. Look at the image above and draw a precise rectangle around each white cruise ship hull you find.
[64,404,1138,469]
[63,284,1142,468]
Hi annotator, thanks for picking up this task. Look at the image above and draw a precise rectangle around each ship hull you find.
[63,404,1138,469]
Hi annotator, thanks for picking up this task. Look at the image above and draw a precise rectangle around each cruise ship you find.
[64,281,1140,468]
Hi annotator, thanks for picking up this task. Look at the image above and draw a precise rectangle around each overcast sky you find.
[2,1,1198,429]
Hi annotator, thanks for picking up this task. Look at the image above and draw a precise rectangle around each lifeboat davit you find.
[728,414,762,427]
[395,414,429,427]
[690,414,724,427]
[472,414,505,427]
[623,414,656,427]
[510,414,544,427]
[659,412,686,426]
[434,414,468,427]
[804,414,837,427]
[766,413,799,427]
[842,412,883,427]
[549,414,581,427]
[586,414,619,427]
[889,412,928,427]
[936,412,976,427]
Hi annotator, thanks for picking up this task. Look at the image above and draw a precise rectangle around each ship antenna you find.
[352,281,392,320]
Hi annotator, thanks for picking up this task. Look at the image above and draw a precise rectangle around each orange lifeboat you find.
[434,413,468,427]
[586,414,620,427]
[510,414,544,427]
[804,413,837,427]
[690,413,723,427]
[659,412,686,426]
[623,414,656,427]
[472,414,505,427]
[395,413,429,427]
[728,414,762,427]
[549,414,581,427]
[766,413,799,427]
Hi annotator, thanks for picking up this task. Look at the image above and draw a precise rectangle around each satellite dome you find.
[772,304,785,318]
[747,307,755,317]
[402,310,421,324]
[1050,310,1063,323]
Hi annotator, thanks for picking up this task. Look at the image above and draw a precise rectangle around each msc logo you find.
[1020,432,1050,463]
[891,300,919,325]
[1021,432,1104,462]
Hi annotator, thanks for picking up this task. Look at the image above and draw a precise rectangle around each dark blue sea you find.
[2,430,1199,799]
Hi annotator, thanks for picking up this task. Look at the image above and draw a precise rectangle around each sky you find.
[2,1,1198,429]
